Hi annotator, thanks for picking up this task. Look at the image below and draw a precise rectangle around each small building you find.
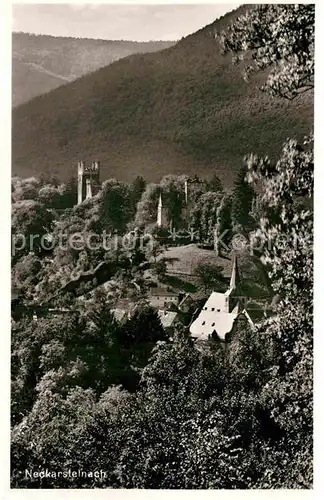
[158,310,179,332]
[189,255,250,342]
[148,287,179,309]
[190,293,238,341]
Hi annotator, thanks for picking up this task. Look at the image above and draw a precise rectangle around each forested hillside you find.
[11,5,314,489]
[12,32,175,106]
[12,6,313,186]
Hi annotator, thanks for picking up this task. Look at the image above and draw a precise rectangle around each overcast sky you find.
[12,3,241,41]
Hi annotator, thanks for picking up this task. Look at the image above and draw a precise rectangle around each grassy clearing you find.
[158,244,232,276]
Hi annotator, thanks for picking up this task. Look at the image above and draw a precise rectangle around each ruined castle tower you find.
[85,178,92,200]
[77,160,100,204]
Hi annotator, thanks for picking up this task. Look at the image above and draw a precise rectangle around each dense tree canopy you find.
[190,191,223,243]
[220,4,315,100]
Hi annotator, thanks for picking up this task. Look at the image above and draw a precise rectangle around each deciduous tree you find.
[220,4,314,100]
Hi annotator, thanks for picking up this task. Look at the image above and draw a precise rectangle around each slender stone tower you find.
[77,160,85,205]
[184,179,188,205]
[157,193,163,227]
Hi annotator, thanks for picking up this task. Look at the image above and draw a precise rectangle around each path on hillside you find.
[25,62,72,81]
[13,53,72,82]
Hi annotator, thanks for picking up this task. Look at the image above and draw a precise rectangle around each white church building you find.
[189,256,253,341]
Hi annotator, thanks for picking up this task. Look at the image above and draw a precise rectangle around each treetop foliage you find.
[220,4,315,100]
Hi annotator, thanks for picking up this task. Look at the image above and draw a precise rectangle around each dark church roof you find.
[149,287,179,297]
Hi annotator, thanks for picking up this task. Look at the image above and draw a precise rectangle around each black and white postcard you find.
[5,0,317,494]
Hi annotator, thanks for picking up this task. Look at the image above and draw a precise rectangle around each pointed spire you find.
[157,193,162,227]
[229,254,238,291]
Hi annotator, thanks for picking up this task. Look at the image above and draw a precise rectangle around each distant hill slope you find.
[12,7,313,187]
[12,32,175,106]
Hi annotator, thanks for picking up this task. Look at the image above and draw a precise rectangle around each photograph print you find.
[11,2,314,490]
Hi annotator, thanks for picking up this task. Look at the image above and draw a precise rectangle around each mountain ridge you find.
[12,32,175,106]
[13,31,177,43]
[12,6,313,187]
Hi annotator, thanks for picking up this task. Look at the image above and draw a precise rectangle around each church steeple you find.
[223,254,240,313]
[157,193,163,227]
[229,254,239,293]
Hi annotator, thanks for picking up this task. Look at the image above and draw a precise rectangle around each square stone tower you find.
[77,160,100,204]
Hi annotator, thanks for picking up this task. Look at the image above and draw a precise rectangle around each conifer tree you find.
[131,176,146,212]
[231,164,255,233]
